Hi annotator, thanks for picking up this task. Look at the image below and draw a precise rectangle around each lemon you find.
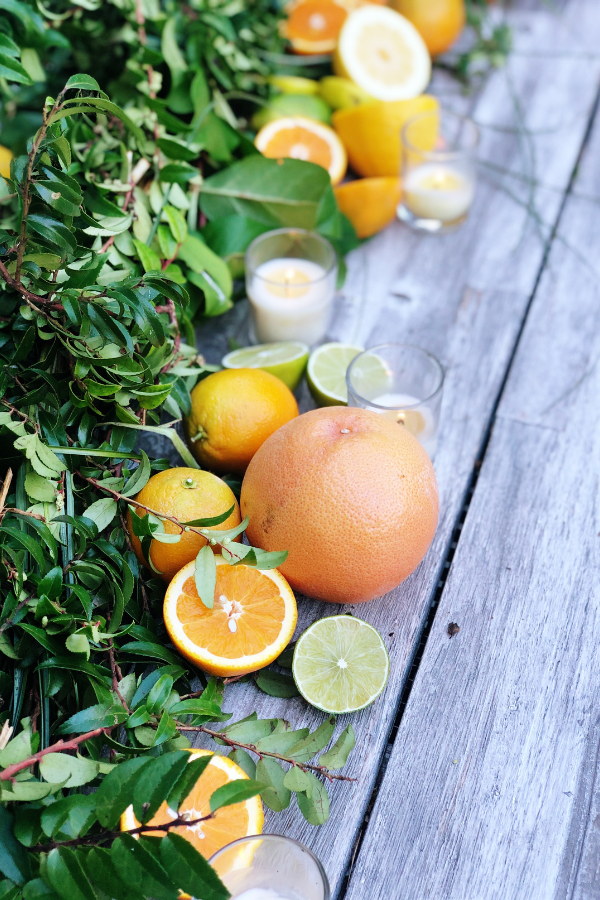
[292,615,390,713]
[306,342,363,406]
[222,341,309,391]
[334,5,431,102]
[0,145,13,179]
[268,75,320,95]
[319,76,372,110]
[251,94,332,130]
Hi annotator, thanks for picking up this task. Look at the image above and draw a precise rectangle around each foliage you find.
[437,0,512,86]
[0,14,358,890]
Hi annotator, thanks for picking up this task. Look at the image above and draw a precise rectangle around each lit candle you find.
[369,391,438,459]
[248,257,335,345]
[403,163,475,224]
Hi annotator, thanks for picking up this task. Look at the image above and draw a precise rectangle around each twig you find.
[0,469,13,519]
[0,726,116,781]
[176,725,355,783]
[0,595,33,636]
[106,639,130,712]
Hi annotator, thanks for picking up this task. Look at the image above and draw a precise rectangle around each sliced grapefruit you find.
[163,556,297,677]
[255,116,347,185]
[120,749,264,860]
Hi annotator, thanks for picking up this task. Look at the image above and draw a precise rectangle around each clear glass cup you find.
[346,343,444,460]
[245,229,337,346]
[397,107,479,233]
[209,834,331,900]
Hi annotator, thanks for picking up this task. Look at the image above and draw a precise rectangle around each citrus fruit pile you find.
[249,0,466,239]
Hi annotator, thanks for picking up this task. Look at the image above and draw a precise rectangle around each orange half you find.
[120,750,264,860]
[283,0,348,54]
[164,556,297,677]
[255,116,347,185]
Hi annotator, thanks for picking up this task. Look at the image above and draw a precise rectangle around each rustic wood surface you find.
[144,1,600,896]
[341,4,600,899]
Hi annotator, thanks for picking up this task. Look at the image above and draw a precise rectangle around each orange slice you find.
[334,177,402,238]
[283,0,348,54]
[120,749,264,860]
[164,556,297,677]
[255,116,347,185]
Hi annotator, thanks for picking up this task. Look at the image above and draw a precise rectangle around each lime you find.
[292,615,389,714]
[306,342,363,406]
[222,342,309,391]
[251,94,332,130]
[346,349,394,399]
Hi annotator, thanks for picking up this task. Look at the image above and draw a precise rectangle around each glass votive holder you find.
[397,107,479,233]
[209,834,331,900]
[245,229,337,346]
[346,343,444,460]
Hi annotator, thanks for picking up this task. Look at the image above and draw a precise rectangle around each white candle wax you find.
[403,163,474,223]
[232,890,301,900]
[249,258,334,345]
[369,392,438,459]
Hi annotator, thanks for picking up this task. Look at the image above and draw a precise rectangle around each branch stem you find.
[0,726,116,781]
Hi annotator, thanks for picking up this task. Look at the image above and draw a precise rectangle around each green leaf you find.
[209,779,265,813]
[132,751,190,823]
[95,757,152,829]
[24,472,55,502]
[0,725,32,767]
[45,848,97,900]
[85,849,139,900]
[181,504,235,527]
[319,724,355,770]
[228,749,256,779]
[255,668,299,698]
[40,794,96,839]
[110,835,178,900]
[282,765,312,793]
[146,674,174,715]
[222,717,279,744]
[65,73,101,92]
[57,703,128,735]
[27,214,76,254]
[157,139,198,163]
[82,498,118,534]
[0,808,31,884]
[288,717,336,763]
[119,641,184,667]
[160,833,230,900]
[296,773,330,825]
[0,53,33,85]
[255,727,309,755]
[39,753,99,788]
[133,239,162,273]
[65,633,90,659]
[251,548,289,570]
[201,157,331,229]
[0,525,47,570]
[194,544,216,610]
[256,758,291,812]
[163,206,188,245]
[166,753,212,812]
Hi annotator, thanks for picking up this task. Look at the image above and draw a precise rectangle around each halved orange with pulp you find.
[283,0,348,54]
[164,556,297,677]
[255,116,347,185]
[120,749,264,859]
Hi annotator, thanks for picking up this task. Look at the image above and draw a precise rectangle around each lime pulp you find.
[306,343,364,406]
[292,615,389,714]
[222,341,309,391]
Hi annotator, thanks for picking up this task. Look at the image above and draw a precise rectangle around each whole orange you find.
[184,368,299,475]
[126,467,241,583]
[241,407,438,604]
[390,0,465,57]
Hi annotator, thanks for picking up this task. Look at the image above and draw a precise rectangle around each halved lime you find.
[306,342,363,406]
[222,341,309,391]
[347,349,394,399]
[292,615,389,714]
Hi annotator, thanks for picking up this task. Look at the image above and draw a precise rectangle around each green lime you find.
[346,349,394,399]
[221,341,309,391]
[292,615,390,714]
[306,342,363,406]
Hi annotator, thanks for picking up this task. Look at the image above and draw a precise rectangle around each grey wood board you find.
[175,3,600,894]
[343,22,600,900]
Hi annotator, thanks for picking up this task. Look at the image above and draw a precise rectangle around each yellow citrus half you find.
[120,749,264,859]
[334,177,402,238]
[164,556,297,677]
[333,5,431,102]
[255,116,347,185]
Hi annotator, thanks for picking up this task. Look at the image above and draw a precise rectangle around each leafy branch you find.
[0,726,116,782]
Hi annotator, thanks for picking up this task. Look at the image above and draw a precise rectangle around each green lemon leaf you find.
[194,544,216,610]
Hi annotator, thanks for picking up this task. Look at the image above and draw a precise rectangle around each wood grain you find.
[343,11,600,899]
[136,2,600,894]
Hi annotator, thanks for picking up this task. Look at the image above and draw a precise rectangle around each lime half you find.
[292,615,389,714]
[222,342,309,391]
[307,342,363,406]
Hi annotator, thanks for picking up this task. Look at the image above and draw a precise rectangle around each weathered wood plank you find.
[343,20,600,900]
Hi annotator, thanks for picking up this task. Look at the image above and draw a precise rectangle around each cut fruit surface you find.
[332,95,438,177]
[283,0,348,54]
[292,615,389,713]
[120,749,263,859]
[334,177,402,238]
[307,342,363,405]
[255,116,347,185]
[222,342,309,391]
[333,5,431,102]
[164,557,297,677]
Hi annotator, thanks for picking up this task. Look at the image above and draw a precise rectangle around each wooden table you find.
[167,1,600,896]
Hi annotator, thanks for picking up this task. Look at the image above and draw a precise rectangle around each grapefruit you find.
[241,407,438,603]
